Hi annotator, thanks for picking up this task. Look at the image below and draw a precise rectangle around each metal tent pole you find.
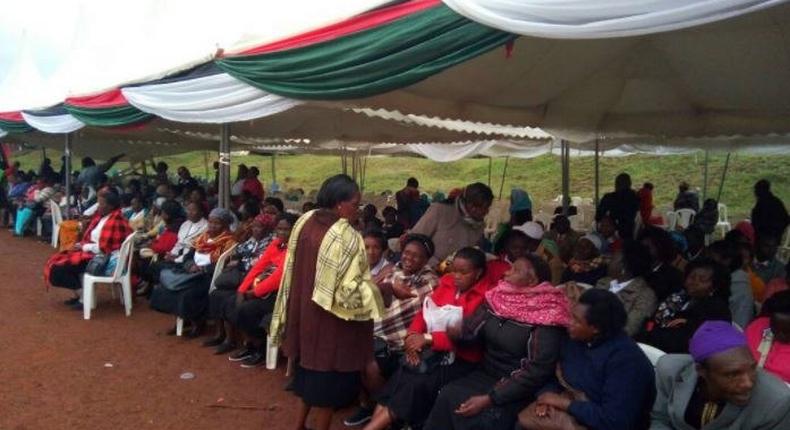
[716,153,731,203]
[64,133,73,216]
[561,140,570,216]
[271,153,277,185]
[219,124,231,209]
[702,150,709,201]
[594,139,600,207]
[498,156,510,200]
[487,157,493,187]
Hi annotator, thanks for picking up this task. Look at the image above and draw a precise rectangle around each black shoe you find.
[229,347,256,362]
[69,301,84,311]
[202,336,225,348]
[240,351,266,368]
[184,322,205,339]
[343,406,374,427]
[214,341,237,355]
[64,297,80,306]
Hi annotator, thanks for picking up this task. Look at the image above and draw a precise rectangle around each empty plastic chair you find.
[715,203,732,238]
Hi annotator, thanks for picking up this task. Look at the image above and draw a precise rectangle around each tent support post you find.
[271,153,277,185]
[219,124,231,209]
[594,139,600,207]
[64,133,73,217]
[716,153,731,203]
[203,150,209,181]
[487,157,493,187]
[561,140,570,216]
[498,156,510,200]
[702,150,709,201]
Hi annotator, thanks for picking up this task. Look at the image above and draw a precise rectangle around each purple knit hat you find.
[689,321,747,362]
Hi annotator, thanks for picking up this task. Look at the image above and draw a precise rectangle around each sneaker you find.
[229,347,255,362]
[343,406,374,427]
[240,351,266,368]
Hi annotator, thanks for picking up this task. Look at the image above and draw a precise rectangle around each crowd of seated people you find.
[2,155,789,430]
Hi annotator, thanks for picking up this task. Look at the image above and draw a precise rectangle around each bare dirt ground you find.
[0,230,353,430]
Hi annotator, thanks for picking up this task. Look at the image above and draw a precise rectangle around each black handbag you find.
[85,254,109,276]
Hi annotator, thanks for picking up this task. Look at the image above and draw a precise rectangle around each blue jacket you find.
[541,332,656,430]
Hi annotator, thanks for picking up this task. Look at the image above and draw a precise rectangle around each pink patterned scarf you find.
[485,280,570,327]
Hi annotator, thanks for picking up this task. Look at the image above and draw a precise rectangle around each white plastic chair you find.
[675,209,696,230]
[779,226,790,264]
[50,200,63,249]
[176,244,236,336]
[638,343,666,367]
[715,203,732,238]
[665,211,678,231]
[82,233,135,320]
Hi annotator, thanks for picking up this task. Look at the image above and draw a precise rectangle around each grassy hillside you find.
[12,149,789,222]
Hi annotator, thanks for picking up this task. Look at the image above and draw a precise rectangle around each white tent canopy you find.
[351,2,790,142]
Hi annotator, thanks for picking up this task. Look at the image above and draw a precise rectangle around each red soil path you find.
[0,230,354,430]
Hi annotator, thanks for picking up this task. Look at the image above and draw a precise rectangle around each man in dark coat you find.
[751,179,788,241]
[595,173,640,240]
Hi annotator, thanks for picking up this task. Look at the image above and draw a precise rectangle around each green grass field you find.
[11,149,789,222]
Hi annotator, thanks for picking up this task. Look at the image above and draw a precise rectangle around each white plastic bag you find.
[423,297,463,333]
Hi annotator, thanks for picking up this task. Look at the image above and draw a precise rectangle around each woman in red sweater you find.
[223,213,297,368]
[365,247,490,430]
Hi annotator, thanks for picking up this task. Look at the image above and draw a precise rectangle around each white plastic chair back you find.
[779,226,790,264]
[208,244,237,294]
[638,343,666,367]
[111,234,136,281]
[675,209,696,230]
[50,200,63,248]
[665,211,678,231]
[717,203,728,225]
[82,233,135,320]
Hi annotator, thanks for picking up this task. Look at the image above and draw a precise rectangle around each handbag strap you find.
[757,328,774,368]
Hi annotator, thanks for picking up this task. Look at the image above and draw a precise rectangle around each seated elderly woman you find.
[149,208,236,337]
[44,189,132,307]
[486,229,530,285]
[652,321,790,429]
[344,234,439,427]
[561,233,608,286]
[746,290,790,383]
[593,241,656,336]
[136,201,206,296]
[134,200,184,294]
[363,247,491,430]
[637,258,732,353]
[519,289,655,430]
[203,212,276,352]
[424,254,568,430]
[210,213,299,368]
[708,239,755,329]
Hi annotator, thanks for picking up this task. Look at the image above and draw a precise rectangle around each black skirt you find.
[377,359,477,426]
[149,273,211,320]
[48,261,88,290]
[235,295,277,339]
[208,289,237,320]
[292,364,361,408]
[424,370,525,430]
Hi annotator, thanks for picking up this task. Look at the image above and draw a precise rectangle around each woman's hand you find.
[404,333,429,353]
[235,292,246,307]
[455,395,492,417]
[187,264,202,274]
[226,260,239,268]
[404,349,420,367]
[392,278,417,300]
[164,253,177,262]
[71,243,82,251]
[666,318,688,328]
[537,392,572,411]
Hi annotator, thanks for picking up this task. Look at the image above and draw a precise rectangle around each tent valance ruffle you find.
[0,112,33,134]
[21,104,85,134]
[216,4,516,100]
[122,65,302,124]
[64,89,153,128]
[441,0,787,39]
